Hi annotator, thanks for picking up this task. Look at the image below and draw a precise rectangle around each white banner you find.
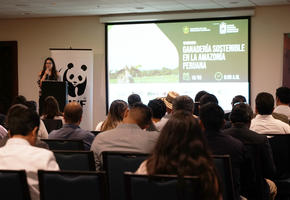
[50,49,94,130]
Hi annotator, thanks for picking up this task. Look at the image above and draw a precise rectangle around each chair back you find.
[213,155,235,200]
[53,150,96,171]
[43,119,63,133]
[0,170,31,200]
[41,139,84,150]
[38,170,106,200]
[124,172,200,200]
[91,131,101,136]
[102,151,149,200]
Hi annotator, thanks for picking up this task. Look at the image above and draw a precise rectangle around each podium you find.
[39,81,68,114]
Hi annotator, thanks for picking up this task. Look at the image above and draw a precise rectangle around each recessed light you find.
[229,1,239,4]
[135,7,144,10]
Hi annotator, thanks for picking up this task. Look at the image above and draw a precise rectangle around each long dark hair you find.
[42,96,62,119]
[101,100,128,131]
[40,57,58,80]
[146,110,221,200]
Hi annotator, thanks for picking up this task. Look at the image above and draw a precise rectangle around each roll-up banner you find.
[50,49,93,130]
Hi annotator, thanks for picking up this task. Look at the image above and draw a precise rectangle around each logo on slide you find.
[219,22,239,34]
[214,72,223,81]
[183,26,190,34]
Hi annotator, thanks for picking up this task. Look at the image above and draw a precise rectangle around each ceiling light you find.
[135,7,144,10]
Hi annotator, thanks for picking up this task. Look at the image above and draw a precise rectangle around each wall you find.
[0,5,289,129]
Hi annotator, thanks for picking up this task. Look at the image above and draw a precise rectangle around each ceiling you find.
[0,0,289,18]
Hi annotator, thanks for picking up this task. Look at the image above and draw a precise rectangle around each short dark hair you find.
[64,102,83,124]
[276,87,290,104]
[199,94,219,106]
[7,104,40,136]
[255,92,274,115]
[200,103,224,131]
[231,95,246,107]
[230,103,253,124]
[172,95,194,113]
[130,102,152,129]
[128,94,141,108]
[194,90,208,102]
[148,99,166,119]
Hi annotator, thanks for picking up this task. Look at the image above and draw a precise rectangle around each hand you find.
[45,68,50,75]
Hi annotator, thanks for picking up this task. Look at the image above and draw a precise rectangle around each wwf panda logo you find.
[63,63,87,97]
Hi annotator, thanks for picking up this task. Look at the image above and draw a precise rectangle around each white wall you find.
[0,5,289,129]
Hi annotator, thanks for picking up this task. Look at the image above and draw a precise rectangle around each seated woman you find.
[95,100,128,132]
[136,110,222,200]
[41,96,64,133]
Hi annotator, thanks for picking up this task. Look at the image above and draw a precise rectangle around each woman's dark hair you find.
[148,99,166,119]
[101,100,128,131]
[42,96,62,119]
[7,104,40,136]
[40,57,58,80]
[146,110,221,200]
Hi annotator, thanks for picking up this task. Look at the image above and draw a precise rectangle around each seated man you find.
[0,104,59,200]
[172,95,195,114]
[250,92,290,134]
[199,103,244,200]
[274,86,290,121]
[91,103,159,170]
[49,102,95,150]
[224,103,276,200]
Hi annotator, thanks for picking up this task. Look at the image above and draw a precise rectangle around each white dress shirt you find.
[0,138,59,200]
[274,105,290,120]
[250,114,290,134]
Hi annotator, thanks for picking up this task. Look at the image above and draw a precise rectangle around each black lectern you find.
[39,81,68,114]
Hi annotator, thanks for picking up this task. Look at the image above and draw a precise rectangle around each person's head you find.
[43,57,56,72]
[7,104,40,145]
[255,92,274,115]
[64,102,83,125]
[24,101,37,112]
[123,102,152,129]
[200,103,225,131]
[276,87,290,105]
[148,99,166,121]
[43,96,62,119]
[231,95,247,108]
[12,95,27,105]
[199,93,219,106]
[146,110,221,199]
[161,91,179,113]
[193,90,208,116]
[230,103,253,127]
[127,94,141,108]
[172,95,194,113]
[101,100,128,131]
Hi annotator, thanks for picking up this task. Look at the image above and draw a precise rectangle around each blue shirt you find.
[49,124,95,150]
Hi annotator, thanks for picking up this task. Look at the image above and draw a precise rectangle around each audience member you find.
[250,92,290,134]
[95,100,128,132]
[274,86,290,120]
[128,93,142,108]
[148,98,166,123]
[224,103,277,199]
[41,96,64,124]
[49,102,95,150]
[0,104,59,200]
[0,125,7,139]
[225,95,247,121]
[193,90,208,116]
[199,103,244,199]
[199,93,219,106]
[136,110,222,200]
[172,95,194,114]
[91,103,159,170]
[155,91,179,131]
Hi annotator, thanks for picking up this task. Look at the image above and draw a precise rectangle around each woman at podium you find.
[38,57,60,87]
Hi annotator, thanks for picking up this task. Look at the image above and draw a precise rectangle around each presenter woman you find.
[38,57,60,87]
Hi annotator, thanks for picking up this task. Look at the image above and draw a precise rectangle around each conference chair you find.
[41,139,84,150]
[212,155,235,200]
[38,170,107,200]
[124,172,200,200]
[91,130,101,136]
[43,119,63,133]
[102,151,149,200]
[53,150,96,171]
[0,170,31,200]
